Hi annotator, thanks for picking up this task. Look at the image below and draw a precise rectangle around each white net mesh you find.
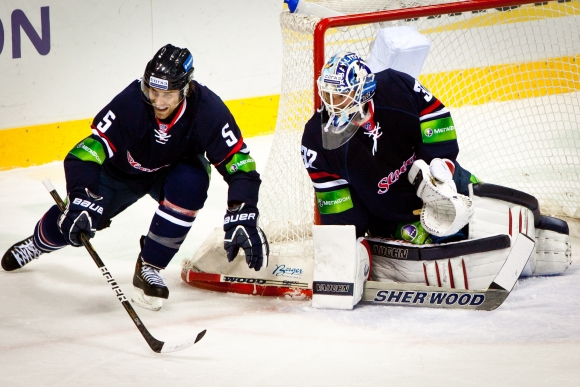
[258,0,580,260]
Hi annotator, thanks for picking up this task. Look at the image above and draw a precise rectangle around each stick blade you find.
[159,329,207,353]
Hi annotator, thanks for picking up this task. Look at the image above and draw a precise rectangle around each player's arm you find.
[408,78,459,163]
[301,123,369,237]
[203,111,267,271]
[59,105,121,246]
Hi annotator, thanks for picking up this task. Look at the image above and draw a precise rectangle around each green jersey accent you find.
[226,153,257,175]
[420,117,457,144]
[470,174,480,184]
[69,138,106,165]
[315,188,354,215]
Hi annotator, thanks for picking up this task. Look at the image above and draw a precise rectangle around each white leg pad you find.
[370,239,512,291]
[468,186,537,276]
[311,225,368,310]
[533,228,571,276]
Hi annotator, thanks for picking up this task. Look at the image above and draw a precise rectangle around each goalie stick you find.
[184,233,534,311]
[43,179,206,353]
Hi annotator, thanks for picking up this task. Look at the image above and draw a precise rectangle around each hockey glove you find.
[58,189,104,246]
[408,159,473,237]
[223,203,269,271]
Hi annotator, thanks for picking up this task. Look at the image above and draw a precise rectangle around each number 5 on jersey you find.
[96,110,116,132]
[222,123,237,147]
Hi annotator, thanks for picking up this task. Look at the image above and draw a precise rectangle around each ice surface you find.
[1,135,579,387]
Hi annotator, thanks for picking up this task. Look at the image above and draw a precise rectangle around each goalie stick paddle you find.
[42,179,206,353]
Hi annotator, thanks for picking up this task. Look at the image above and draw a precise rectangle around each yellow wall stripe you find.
[0,119,92,171]
[418,55,580,107]
[0,95,279,170]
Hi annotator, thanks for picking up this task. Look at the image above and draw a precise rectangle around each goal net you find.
[182,0,579,291]
[257,0,580,259]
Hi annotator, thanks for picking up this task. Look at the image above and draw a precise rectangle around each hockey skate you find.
[131,238,169,311]
[2,236,44,271]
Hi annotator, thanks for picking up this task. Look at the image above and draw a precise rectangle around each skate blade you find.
[131,287,163,311]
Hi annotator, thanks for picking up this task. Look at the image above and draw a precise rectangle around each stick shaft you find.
[43,179,166,352]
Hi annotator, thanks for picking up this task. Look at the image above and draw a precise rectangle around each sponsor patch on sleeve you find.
[226,153,257,174]
[315,188,354,215]
[69,138,107,165]
[420,117,457,144]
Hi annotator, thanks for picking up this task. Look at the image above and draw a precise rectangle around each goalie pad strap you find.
[537,215,569,234]
[366,234,510,261]
[472,183,540,225]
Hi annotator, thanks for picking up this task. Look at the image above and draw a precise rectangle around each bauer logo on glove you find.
[223,203,269,271]
[71,197,104,215]
[58,188,104,246]
[223,212,256,224]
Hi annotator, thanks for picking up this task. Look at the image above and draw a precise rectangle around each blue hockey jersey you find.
[301,69,472,237]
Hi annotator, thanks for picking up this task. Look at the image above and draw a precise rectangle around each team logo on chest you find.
[362,101,382,155]
[363,120,382,156]
[153,100,187,145]
[155,124,171,145]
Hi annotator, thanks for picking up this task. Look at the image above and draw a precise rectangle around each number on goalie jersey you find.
[2,44,269,311]
[302,51,477,239]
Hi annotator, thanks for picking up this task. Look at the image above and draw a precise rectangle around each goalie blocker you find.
[312,182,571,310]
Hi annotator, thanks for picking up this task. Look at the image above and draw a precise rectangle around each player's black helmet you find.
[143,44,194,92]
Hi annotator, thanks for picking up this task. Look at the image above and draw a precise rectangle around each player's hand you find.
[58,189,104,246]
[223,203,269,271]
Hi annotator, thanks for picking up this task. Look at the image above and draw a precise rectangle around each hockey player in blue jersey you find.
[302,51,476,244]
[2,44,270,310]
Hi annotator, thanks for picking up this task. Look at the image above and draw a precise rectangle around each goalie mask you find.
[317,52,376,150]
[141,44,195,105]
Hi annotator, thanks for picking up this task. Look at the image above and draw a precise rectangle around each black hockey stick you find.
[43,179,206,353]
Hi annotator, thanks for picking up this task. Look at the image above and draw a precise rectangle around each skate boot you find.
[2,236,44,271]
[131,237,169,311]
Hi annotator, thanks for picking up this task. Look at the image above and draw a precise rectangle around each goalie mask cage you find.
[256,0,580,262]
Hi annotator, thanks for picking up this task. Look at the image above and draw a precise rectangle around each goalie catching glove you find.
[223,203,269,271]
[58,188,104,246]
[408,158,473,237]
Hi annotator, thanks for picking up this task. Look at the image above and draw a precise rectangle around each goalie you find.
[301,52,571,304]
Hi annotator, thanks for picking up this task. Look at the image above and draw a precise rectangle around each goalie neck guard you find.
[317,52,376,150]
